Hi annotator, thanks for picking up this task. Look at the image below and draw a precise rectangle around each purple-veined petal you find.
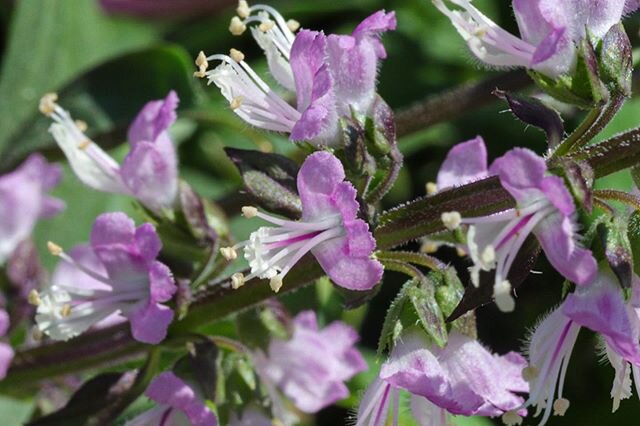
[534,213,597,285]
[313,237,383,290]
[297,151,345,220]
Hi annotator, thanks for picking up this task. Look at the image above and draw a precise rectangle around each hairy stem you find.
[395,71,531,137]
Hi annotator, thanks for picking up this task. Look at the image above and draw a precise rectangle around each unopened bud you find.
[39,93,58,116]
[229,16,247,35]
[242,206,258,218]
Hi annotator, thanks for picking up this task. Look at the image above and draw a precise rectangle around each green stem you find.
[0,256,323,393]
[377,250,446,271]
[594,189,640,210]
[552,94,625,158]
[380,259,425,281]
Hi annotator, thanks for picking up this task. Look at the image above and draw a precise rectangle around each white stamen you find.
[220,247,238,261]
[553,398,570,416]
[231,272,245,289]
[242,206,258,218]
[237,0,250,18]
[229,16,247,35]
[441,211,462,230]
[39,93,58,116]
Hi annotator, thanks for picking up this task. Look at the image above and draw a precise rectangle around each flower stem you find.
[552,94,626,158]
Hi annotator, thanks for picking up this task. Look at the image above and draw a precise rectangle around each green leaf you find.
[407,278,447,347]
[0,0,158,163]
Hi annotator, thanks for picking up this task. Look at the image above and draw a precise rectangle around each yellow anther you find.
[39,93,58,116]
[286,19,300,32]
[441,211,461,230]
[421,241,439,254]
[220,247,238,261]
[47,241,63,256]
[522,365,538,382]
[231,272,245,289]
[553,398,570,416]
[77,139,91,150]
[28,289,41,306]
[229,16,247,35]
[241,206,258,218]
[229,48,245,62]
[270,276,283,293]
[60,304,72,318]
[259,19,275,32]
[236,0,250,18]
[501,410,523,426]
[194,51,209,78]
[230,96,243,110]
[75,120,88,132]
[425,182,438,195]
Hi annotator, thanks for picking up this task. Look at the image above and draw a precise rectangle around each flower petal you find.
[145,371,218,426]
[436,136,488,190]
[127,91,179,145]
[312,237,383,290]
[489,148,547,204]
[534,213,597,285]
[0,342,14,380]
[129,302,174,344]
[148,261,176,304]
[297,151,344,220]
[120,136,178,212]
[563,270,640,363]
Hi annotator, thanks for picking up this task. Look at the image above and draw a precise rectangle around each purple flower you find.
[224,151,383,292]
[125,372,217,426]
[433,0,630,78]
[41,91,179,213]
[441,139,597,311]
[253,310,366,419]
[0,309,14,380]
[356,331,528,425]
[202,2,394,146]
[100,0,227,18]
[34,212,176,344]
[0,154,64,264]
[522,270,640,423]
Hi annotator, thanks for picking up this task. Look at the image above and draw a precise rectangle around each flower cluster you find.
[2,1,640,426]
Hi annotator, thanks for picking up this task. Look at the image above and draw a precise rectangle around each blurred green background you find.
[1,0,639,424]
